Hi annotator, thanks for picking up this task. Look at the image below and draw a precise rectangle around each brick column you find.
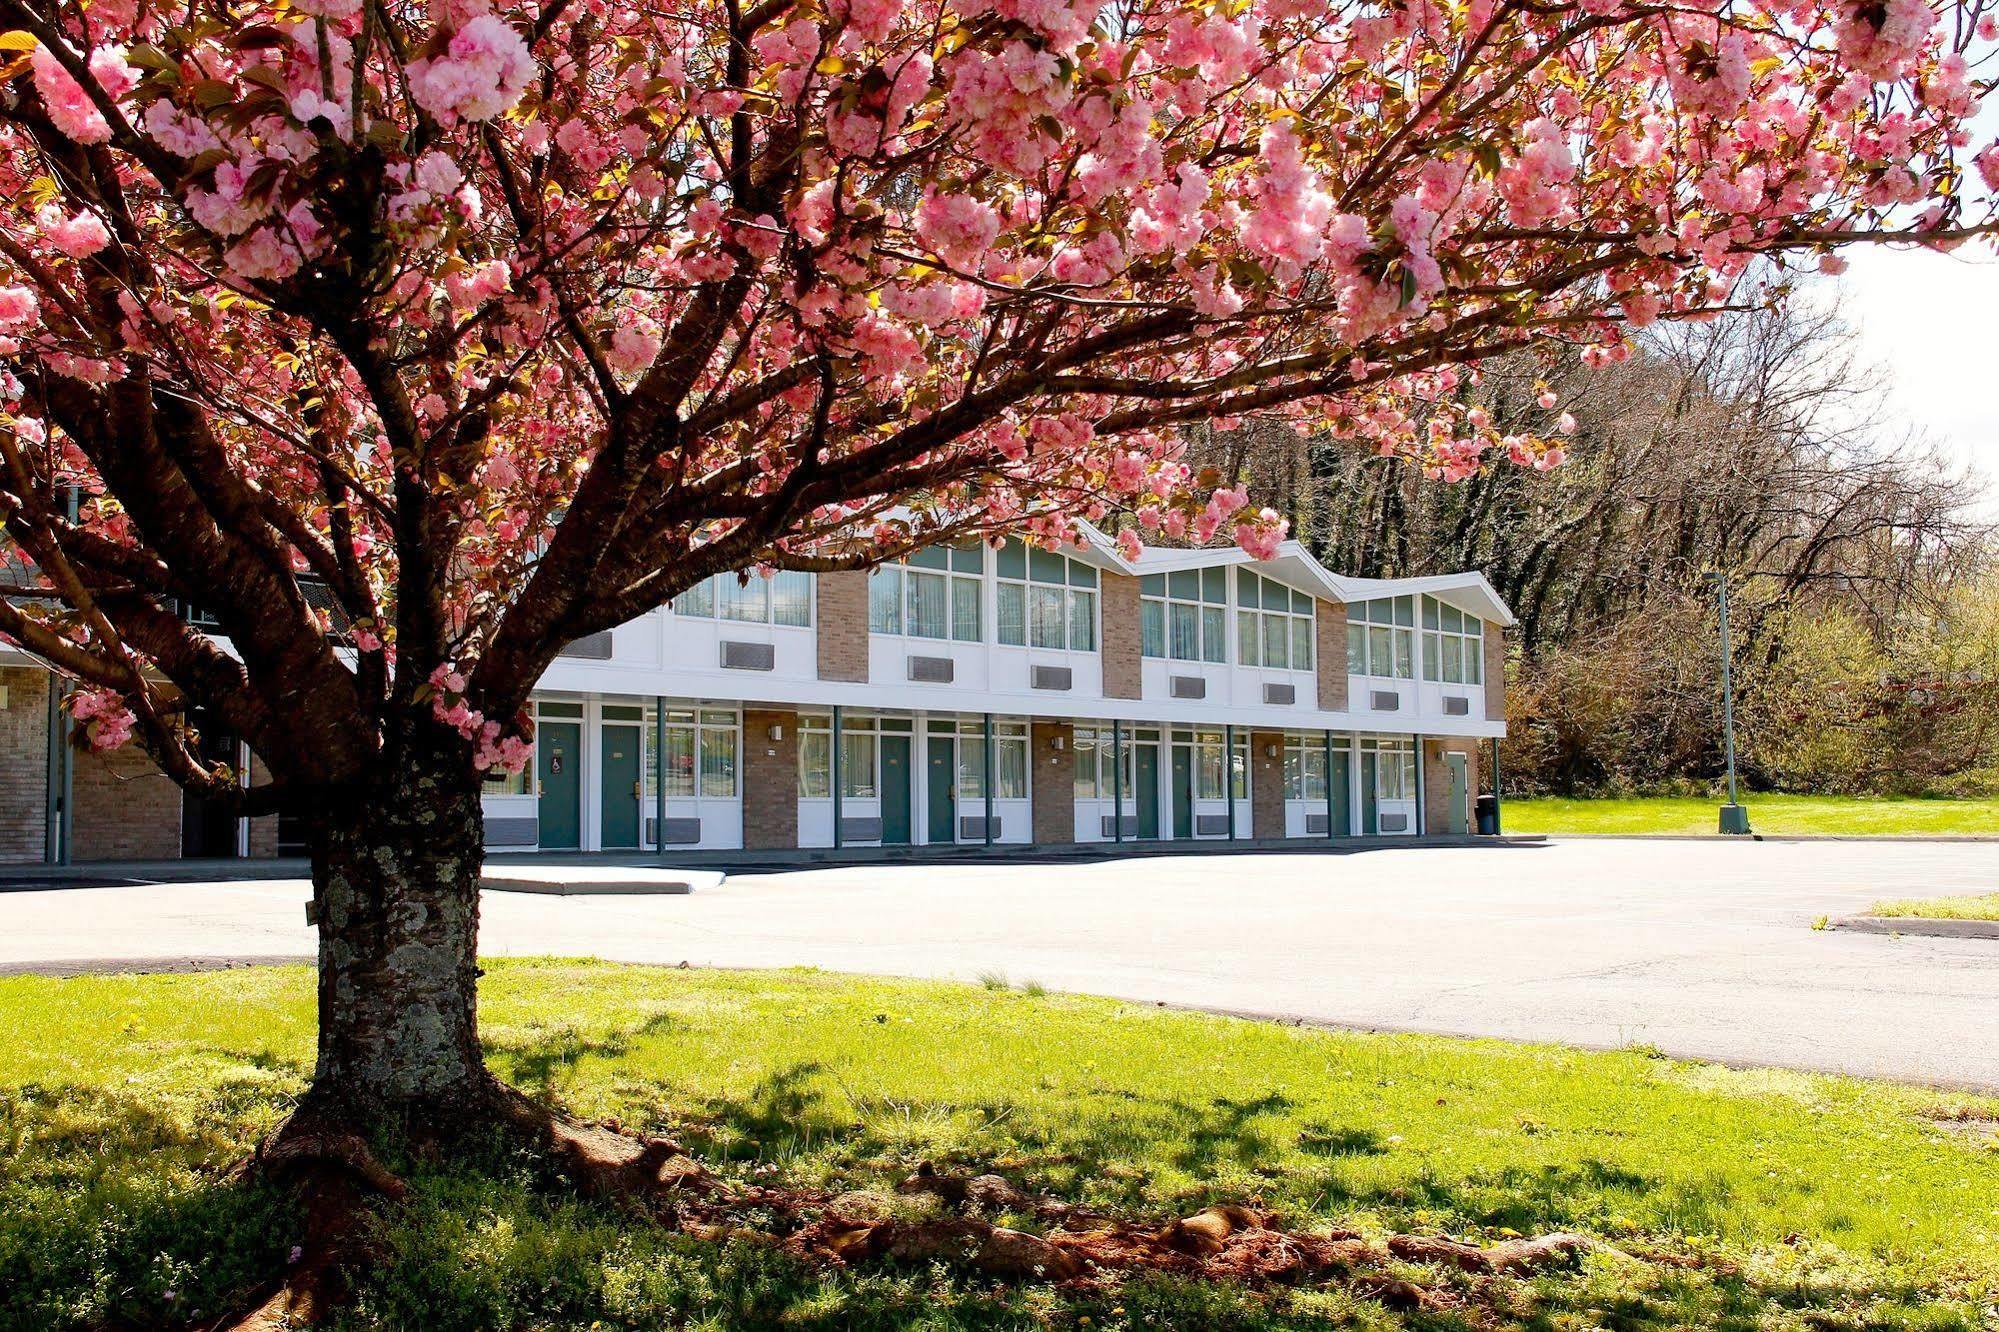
[1100,572,1142,700]
[1422,738,1479,836]
[1029,719,1074,845]
[817,572,870,683]
[1482,622,1506,721]
[742,708,799,850]
[1316,600,1348,711]
[72,744,182,860]
[0,666,51,863]
[1250,730,1285,839]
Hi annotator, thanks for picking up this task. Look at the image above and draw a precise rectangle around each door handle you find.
[633,781,643,799]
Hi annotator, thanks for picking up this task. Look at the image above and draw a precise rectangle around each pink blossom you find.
[605,321,661,375]
[39,207,111,259]
[408,15,535,125]
[0,286,40,329]
[915,192,1001,269]
[31,46,136,145]
[1116,528,1144,561]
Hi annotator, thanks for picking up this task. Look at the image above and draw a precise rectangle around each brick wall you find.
[1250,730,1285,839]
[1316,601,1348,711]
[1030,719,1074,844]
[1483,622,1506,721]
[0,666,51,864]
[72,742,182,861]
[817,572,870,683]
[1422,737,1479,836]
[742,708,800,849]
[1100,573,1141,700]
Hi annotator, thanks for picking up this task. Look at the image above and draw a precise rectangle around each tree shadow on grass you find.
[5,1074,1988,1332]
[0,1082,297,1331]
[484,1009,682,1098]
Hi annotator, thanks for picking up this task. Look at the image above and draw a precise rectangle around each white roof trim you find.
[1068,524,1515,626]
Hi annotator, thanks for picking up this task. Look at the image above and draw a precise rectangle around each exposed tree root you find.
[479,1075,729,1208]
[220,1101,409,1331]
[216,1098,1600,1328]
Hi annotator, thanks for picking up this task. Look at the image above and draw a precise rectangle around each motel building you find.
[0,531,1511,865]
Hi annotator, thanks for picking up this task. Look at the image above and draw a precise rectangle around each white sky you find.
[1832,244,1999,509]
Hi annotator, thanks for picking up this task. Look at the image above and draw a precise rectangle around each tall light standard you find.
[1709,571,1750,836]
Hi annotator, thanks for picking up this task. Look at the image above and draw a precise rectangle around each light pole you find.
[1709,572,1750,836]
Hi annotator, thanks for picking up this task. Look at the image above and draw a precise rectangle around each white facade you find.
[489,532,1512,853]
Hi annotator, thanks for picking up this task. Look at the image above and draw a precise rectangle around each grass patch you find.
[3,961,1998,1329]
[1505,793,1999,836]
[1866,892,1999,921]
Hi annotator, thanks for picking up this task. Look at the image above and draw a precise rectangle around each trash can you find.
[1475,794,1499,836]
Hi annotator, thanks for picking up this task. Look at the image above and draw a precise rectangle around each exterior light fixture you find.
[768,723,784,741]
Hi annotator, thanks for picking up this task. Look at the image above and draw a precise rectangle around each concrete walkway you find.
[1,838,1995,1091]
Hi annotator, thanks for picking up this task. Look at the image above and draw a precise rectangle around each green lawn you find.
[1504,793,1999,836]
[5,962,1999,1330]
[1866,892,1999,921]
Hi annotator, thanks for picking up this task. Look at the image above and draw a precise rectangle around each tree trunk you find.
[309,719,489,1118]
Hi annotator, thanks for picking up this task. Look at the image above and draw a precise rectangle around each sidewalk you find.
[0,833,1544,888]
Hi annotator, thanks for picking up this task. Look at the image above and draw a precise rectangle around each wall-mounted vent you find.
[1443,695,1471,716]
[1370,689,1400,711]
[1195,813,1232,836]
[1304,814,1330,835]
[1263,682,1297,706]
[1031,665,1073,691]
[558,631,614,659]
[958,815,1001,840]
[652,817,702,845]
[838,816,883,843]
[1100,814,1139,838]
[486,816,539,848]
[720,640,775,671]
[1169,675,1207,699]
[908,655,955,683]
[1380,813,1409,833]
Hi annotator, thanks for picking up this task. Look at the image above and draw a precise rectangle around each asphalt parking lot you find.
[3,837,1995,1089]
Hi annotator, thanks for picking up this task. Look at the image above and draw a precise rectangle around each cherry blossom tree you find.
[1,0,1995,1199]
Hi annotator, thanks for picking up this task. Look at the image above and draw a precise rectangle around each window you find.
[1282,731,1329,801]
[672,572,812,627]
[799,712,901,798]
[1346,596,1415,678]
[1140,566,1227,662]
[870,544,983,641]
[995,539,1096,652]
[1237,570,1314,671]
[1361,735,1417,800]
[1072,725,1134,799]
[937,718,1028,800]
[798,714,832,798]
[659,706,739,798]
[1421,596,1485,685]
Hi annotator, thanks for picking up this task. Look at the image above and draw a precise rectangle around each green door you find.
[538,721,582,850]
[926,736,955,844]
[1170,746,1194,839]
[882,735,913,845]
[1444,752,1470,835]
[1330,750,1353,837]
[1134,746,1160,839]
[1360,751,1380,836]
[599,723,641,849]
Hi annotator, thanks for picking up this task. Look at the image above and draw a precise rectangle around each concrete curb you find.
[481,877,694,896]
[1831,915,1999,940]
[1538,833,1999,843]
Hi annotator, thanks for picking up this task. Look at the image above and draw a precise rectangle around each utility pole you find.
[1710,572,1750,836]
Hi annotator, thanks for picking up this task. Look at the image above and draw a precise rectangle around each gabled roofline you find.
[1069,522,1517,627]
